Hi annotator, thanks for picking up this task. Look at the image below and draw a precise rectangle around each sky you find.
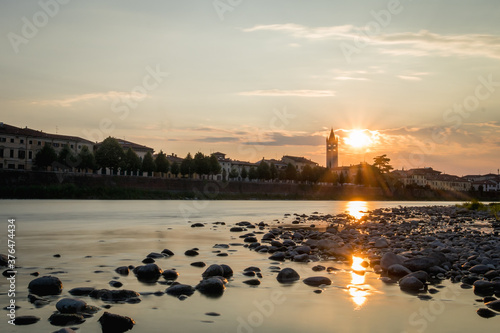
[1,0,499,176]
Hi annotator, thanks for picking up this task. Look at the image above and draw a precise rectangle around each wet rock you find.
[2,269,16,277]
[220,264,233,278]
[399,276,425,293]
[486,299,500,312]
[244,236,258,243]
[405,271,429,284]
[244,266,261,272]
[387,264,412,278]
[142,257,155,263]
[374,237,389,248]
[268,252,286,261]
[303,276,332,287]
[380,253,405,271]
[146,252,164,259]
[295,246,311,255]
[55,298,88,314]
[69,287,95,296]
[0,254,8,266]
[191,261,206,268]
[243,279,261,286]
[109,281,123,288]
[185,250,199,256]
[277,268,300,283]
[293,254,309,262]
[115,266,129,276]
[165,284,195,297]
[477,308,497,318]
[205,312,221,316]
[196,278,225,297]
[230,227,246,232]
[202,264,224,279]
[28,276,63,296]
[403,257,440,272]
[98,311,135,333]
[90,289,140,303]
[161,249,174,256]
[133,264,163,281]
[312,265,326,272]
[28,293,50,307]
[162,269,179,281]
[48,313,85,326]
[13,315,40,325]
[474,280,495,296]
[53,328,77,333]
[191,223,205,228]
[470,265,491,275]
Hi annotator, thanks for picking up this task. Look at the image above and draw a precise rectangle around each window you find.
[7,164,15,169]
[28,151,32,159]
[10,138,14,143]
[70,144,74,149]
[17,164,24,170]
[18,150,26,159]
[10,149,14,158]
[20,139,24,144]
[0,137,5,142]
[29,140,33,144]
[78,145,82,149]
[0,148,3,157]
[38,141,41,146]
[53,143,60,148]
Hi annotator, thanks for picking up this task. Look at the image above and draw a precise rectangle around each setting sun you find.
[345,130,372,148]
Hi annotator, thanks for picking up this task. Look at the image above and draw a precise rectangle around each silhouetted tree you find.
[301,164,314,182]
[34,143,57,170]
[240,167,248,180]
[373,154,393,173]
[170,162,180,177]
[155,150,170,174]
[257,160,271,180]
[248,166,258,181]
[194,152,210,177]
[270,163,278,180]
[285,163,297,181]
[77,145,96,172]
[209,154,221,178]
[57,144,77,170]
[339,172,346,185]
[124,148,141,175]
[180,153,194,178]
[229,168,239,180]
[142,152,156,175]
[95,137,125,173]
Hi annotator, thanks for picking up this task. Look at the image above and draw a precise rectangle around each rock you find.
[477,308,497,318]
[205,312,221,316]
[146,252,164,258]
[244,236,258,243]
[244,266,261,272]
[387,264,412,278]
[109,281,123,288]
[312,265,326,272]
[133,264,163,281]
[470,265,491,275]
[220,264,233,278]
[380,253,405,271]
[69,287,95,296]
[98,312,135,333]
[243,279,260,286]
[268,252,286,261]
[399,276,425,293]
[486,299,500,312]
[115,266,130,276]
[403,257,440,272]
[48,313,85,326]
[165,284,195,297]
[374,237,389,248]
[191,261,206,268]
[0,254,8,266]
[191,223,205,228]
[13,315,40,325]
[303,276,332,287]
[55,298,88,314]
[202,264,224,279]
[474,280,495,296]
[295,246,311,255]
[54,328,77,333]
[28,293,49,307]
[2,269,16,277]
[161,249,174,256]
[293,254,309,262]
[28,276,63,296]
[196,278,225,297]
[90,289,140,303]
[230,227,246,232]
[162,269,179,280]
[262,233,275,240]
[277,268,300,283]
[142,257,155,264]
[405,271,429,284]
[185,250,199,256]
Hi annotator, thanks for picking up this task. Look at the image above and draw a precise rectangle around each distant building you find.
[281,155,318,172]
[213,152,255,181]
[95,138,154,160]
[394,167,473,191]
[0,122,93,171]
[326,128,339,169]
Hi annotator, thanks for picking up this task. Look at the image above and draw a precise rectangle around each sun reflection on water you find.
[349,256,370,309]
[346,201,368,220]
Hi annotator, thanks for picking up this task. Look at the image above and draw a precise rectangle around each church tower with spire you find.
[326,128,338,169]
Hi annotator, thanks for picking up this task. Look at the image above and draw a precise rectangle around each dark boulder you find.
[399,276,425,293]
[28,276,63,296]
[48,313,85,326]
[196,278,225,297]
[303,276,332,287]
[98,312,135,333]
[133,264,163,281]
[202,264,224,279]
[277,268,300,283]
[13,316,40,325]
[165,284,195,297]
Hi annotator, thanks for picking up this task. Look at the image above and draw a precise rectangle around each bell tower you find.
[326,128,338,169]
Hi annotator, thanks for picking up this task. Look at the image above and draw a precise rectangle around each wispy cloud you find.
[244,24,500,60]
[238,89,335,97]
[32,91,146,107]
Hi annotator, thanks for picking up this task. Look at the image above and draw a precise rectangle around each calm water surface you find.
[0,200,493,333]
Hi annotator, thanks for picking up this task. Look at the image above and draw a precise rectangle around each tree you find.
[339,172,346,185]
[155,150,170,174]
[142,152,156,174]
[95,137,125,173]
[354,167,364,185]
[180,153,194,178]
[285,163,297,181]
[373,154,393,173]
[57,144,77,170]
[257,160,271,180]
[194,152,210,177]
[248,166,258,181]
[77,145,96,172]
[229,168,239,180]
[209,154,221,178]
[240,167,248,180]
[34,143,57,170]
[301,164,313,182]
[270,163,278,180]
[124,148,141,174]
[170,162,180,177]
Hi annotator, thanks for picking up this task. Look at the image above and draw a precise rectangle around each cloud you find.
[243,24,500,60]
[397,75,422,81]
[243,133,324,146]
[193,136,239,143]
[238,89,335,97]
[32,91,146,107]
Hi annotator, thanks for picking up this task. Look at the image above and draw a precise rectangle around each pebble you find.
[98,311,135,333]
[303,276,332,287]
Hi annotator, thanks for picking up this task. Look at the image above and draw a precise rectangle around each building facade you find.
[326,128,338,169]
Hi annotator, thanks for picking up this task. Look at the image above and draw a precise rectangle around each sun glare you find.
[345,130,372,148]
[346,201,368,220]
[349,255,370,308]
